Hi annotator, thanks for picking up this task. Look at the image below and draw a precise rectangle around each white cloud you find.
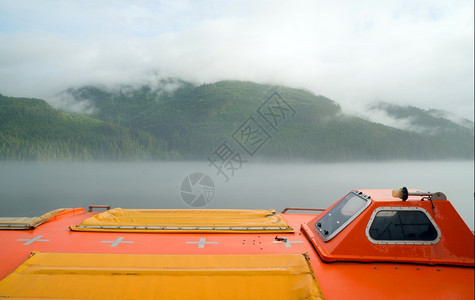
[0,0,473,120]
[47,92,97,115]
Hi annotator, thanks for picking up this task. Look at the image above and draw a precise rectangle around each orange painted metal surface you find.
[305,189,475,266]
[0,189,474,299]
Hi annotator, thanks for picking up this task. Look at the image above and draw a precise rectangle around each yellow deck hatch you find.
[70,208,293,233]
[0,209,69,230]
[0,252,324,299]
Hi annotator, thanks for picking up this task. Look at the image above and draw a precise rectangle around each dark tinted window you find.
[369,210,438,241]
[315,191,369,241]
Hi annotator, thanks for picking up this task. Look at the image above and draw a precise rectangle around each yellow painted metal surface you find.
[71,208,293,233]
[0,209,68,230]
[0,252,324,300]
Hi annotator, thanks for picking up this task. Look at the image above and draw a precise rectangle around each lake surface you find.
[0,161,473,230]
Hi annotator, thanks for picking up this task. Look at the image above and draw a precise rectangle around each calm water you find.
[0,161,473,230]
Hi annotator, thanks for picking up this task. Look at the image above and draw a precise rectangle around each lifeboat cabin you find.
[0,187,473,299]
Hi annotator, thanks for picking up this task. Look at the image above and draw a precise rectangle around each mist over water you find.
[0,161,473,230]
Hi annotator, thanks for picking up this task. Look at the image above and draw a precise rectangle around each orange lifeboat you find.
[0,188,473,299]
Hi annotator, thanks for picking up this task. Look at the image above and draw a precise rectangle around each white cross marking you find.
[101,237,134,247]
[18,235,50,245]
[272,239,303,248]
[186,237,218,248]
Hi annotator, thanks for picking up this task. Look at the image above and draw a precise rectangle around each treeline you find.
[71,80,473,161]
[1,79,474,162]
[0,95,168,161]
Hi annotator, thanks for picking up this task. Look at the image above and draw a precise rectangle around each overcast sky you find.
[0,0,473,120]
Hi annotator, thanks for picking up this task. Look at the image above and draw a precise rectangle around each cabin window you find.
[366,207,441,244]
[315,191,371,242]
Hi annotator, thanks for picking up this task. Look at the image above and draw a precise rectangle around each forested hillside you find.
[58,80,474,161]
[0,95,167,160]
[1,80,473,161]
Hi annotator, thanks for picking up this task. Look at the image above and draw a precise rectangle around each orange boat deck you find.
[1,189,474,299]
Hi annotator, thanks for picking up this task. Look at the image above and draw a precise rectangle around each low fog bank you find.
[0,160,473,230]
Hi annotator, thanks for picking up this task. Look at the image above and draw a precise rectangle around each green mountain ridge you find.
[370,102,474,134]
[0,95,168,160]
[1,80,473,161]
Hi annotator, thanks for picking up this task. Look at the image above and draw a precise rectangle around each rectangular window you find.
[367,208,440,244]
[315,191,370,241]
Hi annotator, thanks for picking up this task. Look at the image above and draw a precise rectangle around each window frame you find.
[365,206,441,245]
[315,191,372,242]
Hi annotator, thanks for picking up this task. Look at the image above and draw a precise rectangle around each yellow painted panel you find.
[0,252,324,300]
[71,208,293,233]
